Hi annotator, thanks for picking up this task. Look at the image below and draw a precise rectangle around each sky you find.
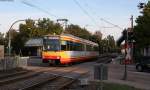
[0,0,148,40]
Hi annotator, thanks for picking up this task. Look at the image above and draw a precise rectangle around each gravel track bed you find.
[0,68,29,77]
[0,73,56,90]
[0,65,86,90]
[0,71,29,80]
[34,77,74,90]
[31,67,89,90]
[0,71,41,86]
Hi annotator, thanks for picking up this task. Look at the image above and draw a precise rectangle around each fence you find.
[0,56,28,70]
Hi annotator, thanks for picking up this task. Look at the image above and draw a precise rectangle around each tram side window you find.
[69,41,74,51]
[61,41,67,51]
[81,44,84,51]
[86,45,93,51]
[74,43,79,51]
[70,42,78,51]
[86,45,89,51]
[80,43,84,51]
[94,46,99,51]
[61,45,67,50]
[74,43,84,51]
[67,41,70,51]
[67,41,84,51]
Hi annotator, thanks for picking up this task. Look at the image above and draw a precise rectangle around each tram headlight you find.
[56,56,60,59]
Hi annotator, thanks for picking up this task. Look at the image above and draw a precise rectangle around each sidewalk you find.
[85,63,150,90]
[104,79,150,90]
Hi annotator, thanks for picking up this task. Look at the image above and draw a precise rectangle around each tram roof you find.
[44,34,98,46]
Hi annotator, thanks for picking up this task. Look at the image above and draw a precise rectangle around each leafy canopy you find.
[134,1,150,48]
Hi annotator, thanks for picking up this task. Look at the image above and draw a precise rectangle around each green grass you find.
[103,83,138,90]
[90,82,142,90]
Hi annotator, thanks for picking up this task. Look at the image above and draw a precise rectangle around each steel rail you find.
[0,71,29,79]
[19,75,60,90]
[0,67,59,86]
[56,71,89,90]
[0,72,41,86]
[17,67,87,90]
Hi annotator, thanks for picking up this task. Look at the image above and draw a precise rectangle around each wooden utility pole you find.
[130,15,134,62]
[122,15,134,80]
[131,15,133,31]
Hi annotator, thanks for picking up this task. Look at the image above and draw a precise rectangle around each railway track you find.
[18,67,87,90]
[0,70,29,80]
[0,71,40,86]
[33,77,76,90]
[0,67,59,86]
[0,54,113,90]
[18,76,76,90]
[96,57,112,64]
[0,65,88,90]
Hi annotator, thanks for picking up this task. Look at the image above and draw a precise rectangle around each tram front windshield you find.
[43,39,60,51]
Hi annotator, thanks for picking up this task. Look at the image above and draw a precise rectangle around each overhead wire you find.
[82,0,98,17]
[81,0,105,29]
[100,18,124,30]
[81,0,123,30]
[73,0,101,29]
[21,1,59,19]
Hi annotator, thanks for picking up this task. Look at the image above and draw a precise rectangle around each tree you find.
[5,29,21,54]
[101,38,108,53]
[106,35,116,52]
[37,18,63,35]
[64,24,92,40]
[134,1,150,48]
[116,29,127,46]
[90,31,103,53]
[0,32,5,45]
[19,18,63,39]
[99,35,116,53]
[90,31,102,43]
[7,18,63,55]
[9,30,22,54]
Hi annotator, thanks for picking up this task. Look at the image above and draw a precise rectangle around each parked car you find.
[136,56,150,72]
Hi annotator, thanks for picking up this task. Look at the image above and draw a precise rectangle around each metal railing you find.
[0,56,28,70]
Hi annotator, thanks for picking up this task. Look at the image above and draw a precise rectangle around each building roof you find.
[25,38,43,47]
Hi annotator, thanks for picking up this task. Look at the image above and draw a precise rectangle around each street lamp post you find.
[8,20,26,56]
[8,19,39,56]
